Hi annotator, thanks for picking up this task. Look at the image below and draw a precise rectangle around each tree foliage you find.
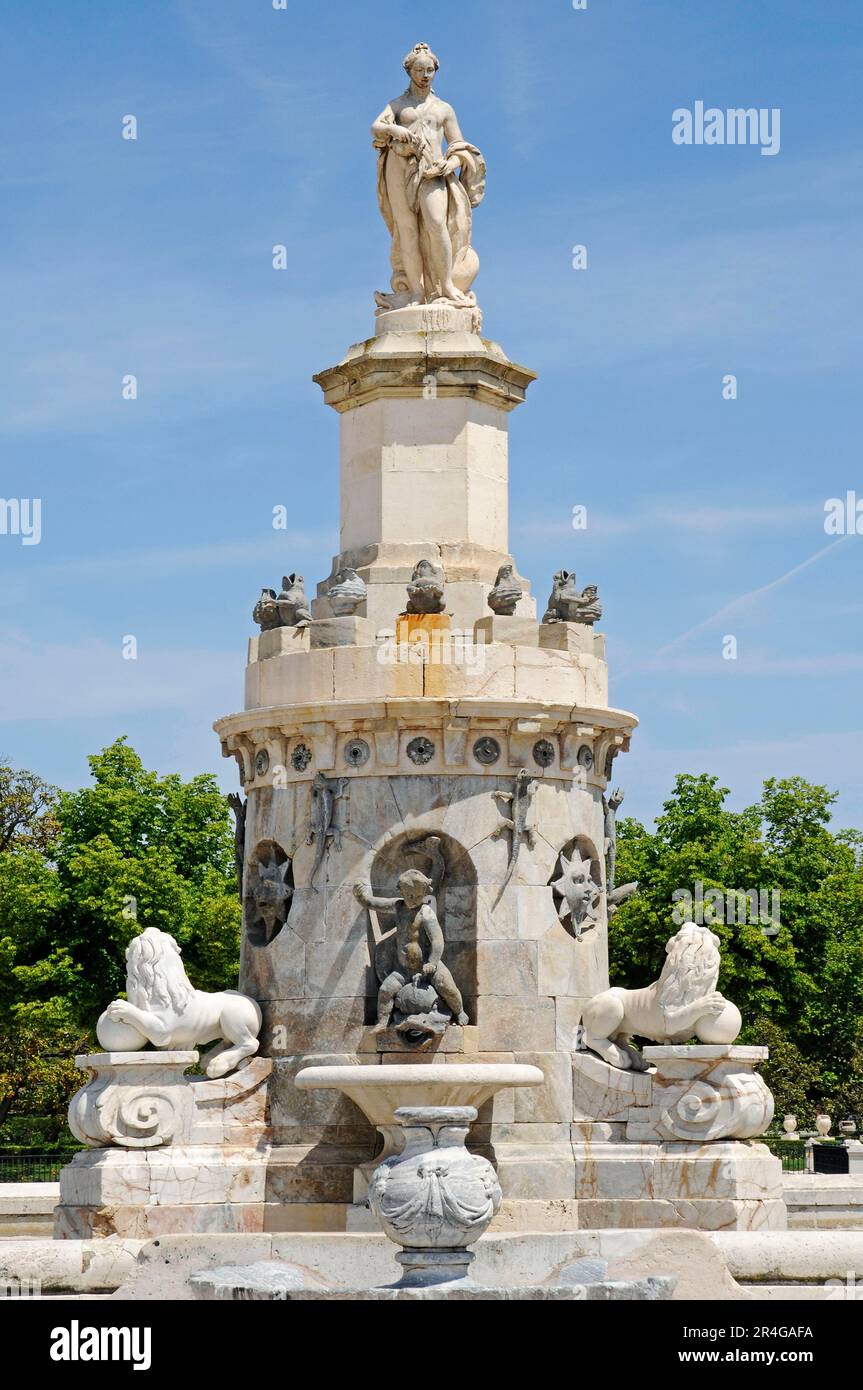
[0,740,241,1137]
[612,772,863,1124]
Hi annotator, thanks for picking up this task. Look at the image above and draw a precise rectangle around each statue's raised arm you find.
[373,42,486,312]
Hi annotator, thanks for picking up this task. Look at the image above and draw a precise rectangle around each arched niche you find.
[244,839,294,947]
[365,830,478,1022]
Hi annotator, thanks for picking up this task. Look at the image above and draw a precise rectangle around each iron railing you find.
[0,1151,80,1183]
[762,1135,808,1172]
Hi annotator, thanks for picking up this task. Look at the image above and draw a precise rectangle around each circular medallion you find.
[473,736,501,766]
[344,737,371,767]
[255,749,270,776]
[291,743,312,772]
[533,739,555,768]
[406,736,435,766]
[577,744,594,771]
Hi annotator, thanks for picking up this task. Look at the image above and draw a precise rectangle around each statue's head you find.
[125,927,194,1014]
[403,42,439,86]
[398,868,433,907]
[658,922,722,1011]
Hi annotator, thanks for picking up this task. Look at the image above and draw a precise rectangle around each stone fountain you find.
[52,42,780,1292]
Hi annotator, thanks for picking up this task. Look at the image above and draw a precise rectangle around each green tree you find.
[612,772,863,1122]
[0,741,242,1139]
[54,739,241,1014]
[612,773,803,1029]
[0,761,59,854]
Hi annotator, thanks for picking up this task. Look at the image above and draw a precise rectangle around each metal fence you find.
[762,1135,808,1172]
[0,1152,80,1183]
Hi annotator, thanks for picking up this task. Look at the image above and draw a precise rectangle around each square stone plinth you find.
[255,626,311,661]
[474,616,540,647]
[538,622,597,656]
[310,617,377,649]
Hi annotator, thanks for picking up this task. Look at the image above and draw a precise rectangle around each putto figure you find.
[372,43,486,309]
[96,927,262,1078]
[354,869,468,1032]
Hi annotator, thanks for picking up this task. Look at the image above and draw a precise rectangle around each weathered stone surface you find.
[257,626,311,660]
[572,1051,652,1121]
[270,1056,377,1140]
[189,1260,673,1300]
[513,1052,573,1124]
[538,622,595,656]
[475,615,539,647]
[310,617,377,649]
[261,996,372,1055]
[476,998,556,1053]
[515,648,586,705]
[475,941,538,997]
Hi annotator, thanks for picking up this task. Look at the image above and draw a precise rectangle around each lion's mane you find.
[126,927,194,1014]
[657,923,721,1012]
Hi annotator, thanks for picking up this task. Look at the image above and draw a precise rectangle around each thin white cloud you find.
[654,536,853,659]
[631,650,863,678]
[0,531,337,603]
[623,728,863,830]
[0,635,240,722]
[513,500,819,542]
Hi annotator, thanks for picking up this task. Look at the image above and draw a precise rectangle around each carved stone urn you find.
[368,1105,501,1287]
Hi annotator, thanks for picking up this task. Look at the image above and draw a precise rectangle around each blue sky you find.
[1,0,861,830]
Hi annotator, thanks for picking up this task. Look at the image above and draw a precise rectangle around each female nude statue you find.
[372,43,486,309]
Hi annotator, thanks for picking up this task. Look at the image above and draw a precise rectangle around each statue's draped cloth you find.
[375,125,486,300]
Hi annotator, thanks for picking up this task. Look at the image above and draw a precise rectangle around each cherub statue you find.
[354,869,468,1031]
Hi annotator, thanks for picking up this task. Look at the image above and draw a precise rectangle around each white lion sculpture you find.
[96,927,262,1079]
[578,922,742,1071]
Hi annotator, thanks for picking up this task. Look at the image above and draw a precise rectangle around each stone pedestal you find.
[57,1055,272,1238]
[475,615,539,647]
[539,622,601,657]
[311,310,537,631]
[211,298,641,1237]
[310,617,377,649]
[567,1048,785,1232]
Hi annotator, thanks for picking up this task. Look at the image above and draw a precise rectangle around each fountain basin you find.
[295,1062,543,1158]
